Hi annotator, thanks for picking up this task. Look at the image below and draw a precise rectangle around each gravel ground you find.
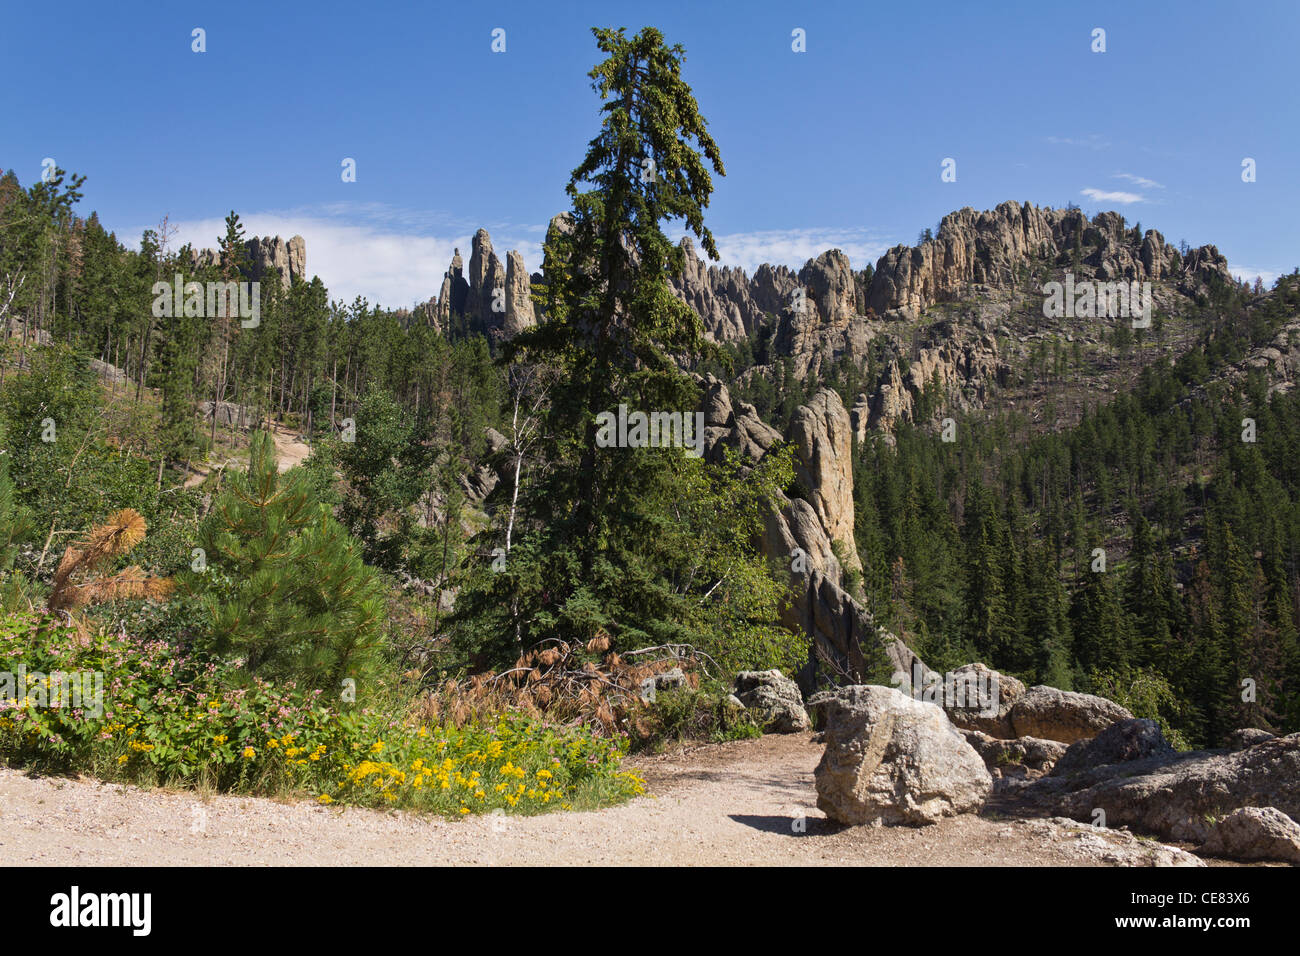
[0,733,1210,866]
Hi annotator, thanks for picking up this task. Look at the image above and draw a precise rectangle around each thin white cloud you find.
[702,227,893,273]
[1229,264,1279,287]
[1081,187,1144,205]
[1047,134,1111,150]
[1114,173,1164,189]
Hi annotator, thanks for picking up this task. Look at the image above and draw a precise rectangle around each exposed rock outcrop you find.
[1030,733,1300,844]
[430,229,533,343]
[787,389,861,572]
[698,374,911,692]
[866,201,1230,317]
[191,235,307,290]
[504,250,536,336]
[1050,718,1174,778]
[199,400,255,429]
[810,684,992,826]
[1003,817,1204,867]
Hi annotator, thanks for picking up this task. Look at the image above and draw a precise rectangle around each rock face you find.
[1007,685,1133,744]
[810,685,992,826]
[430,229,532,343]
[1198,807,1300,864]
[199,400,254,429]
[732,670,809,733]
[699,373,782,466]
[1212,315,1300,400]
[799,250,857,325]
[698,373,910,693]
[788,389,861,572]
[673,237,795,341]
[1035,733,1300,844]
[504,250,535,336]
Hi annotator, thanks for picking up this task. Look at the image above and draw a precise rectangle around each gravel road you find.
[0,733,1210,866]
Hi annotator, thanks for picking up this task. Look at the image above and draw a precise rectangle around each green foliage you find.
[181,431,386,691]
[455,444,801,676]
[1088,667,1192,750]
[467,27,799,679]
[338,385,434,569]
[850,281,1300,746]
[0,612,643,815]
[628,685,763,752]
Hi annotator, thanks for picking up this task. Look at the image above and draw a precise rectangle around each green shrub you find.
[0,612,643,815]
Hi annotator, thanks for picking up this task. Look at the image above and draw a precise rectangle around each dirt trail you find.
[180,424,311,488]
[0,734,1214,866]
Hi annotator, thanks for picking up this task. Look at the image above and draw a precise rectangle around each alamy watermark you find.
[1042,273,1151,328]
[151,273,261,328]
[596,404,706,458]
[1,665,104,718]
[891,660,1000,716]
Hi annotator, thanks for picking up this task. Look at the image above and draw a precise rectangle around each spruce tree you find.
[458,27,792,671]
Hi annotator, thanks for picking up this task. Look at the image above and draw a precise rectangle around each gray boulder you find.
[961,729,1067,777]
[937,663,1026,738]
[1224,728,1275,750]
[1008,685,1132,744]
[810,685,991,826]
[1199,807,1300,864]
[733,670,809,733]
[638,668,686,703]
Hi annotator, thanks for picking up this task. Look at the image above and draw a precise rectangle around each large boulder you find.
[810,685,992,826]
[1008,685,1132,744]
[1198,807,1300,864]
[935,663,1026,738]
[1224,728,1275,750]
[732,670,809,733]
[1050,718,1175,778]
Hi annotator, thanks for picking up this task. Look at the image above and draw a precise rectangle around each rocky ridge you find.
[191,235,306,290]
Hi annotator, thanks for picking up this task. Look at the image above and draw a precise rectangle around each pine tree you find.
[960,478,1011,662]
[182,431,385,689]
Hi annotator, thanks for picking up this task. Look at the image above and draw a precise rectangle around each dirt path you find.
[180,424,311,488]
[0,734,1206,866]
[269,424,311,472]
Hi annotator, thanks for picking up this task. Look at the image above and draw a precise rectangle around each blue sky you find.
[3,0,1297,308]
